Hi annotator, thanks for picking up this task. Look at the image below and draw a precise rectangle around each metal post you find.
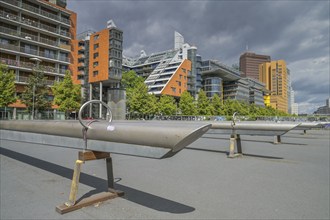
[236,134,242,154]
[89,83,92,118]
[228,134,236,158]
[274,135,281,144]
[99,81,103,118]
[106,157,114,190]
[32,84,35,120]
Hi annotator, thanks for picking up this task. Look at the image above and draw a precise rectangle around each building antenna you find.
[246,44,249,52]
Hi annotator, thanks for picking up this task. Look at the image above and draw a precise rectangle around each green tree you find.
[21,67,51,118]
[0,64,16,107]
[197,90,212,115]
[127,81,149,116]
[52,71,81,119]
[122,70,147,116]
[158,95,177,115]
[142,93,158,118]
[122,70,145,91]
[179,91,196,115]
[211,93,223,115]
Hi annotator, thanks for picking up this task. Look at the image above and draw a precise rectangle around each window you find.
[93,52,99,59]
[93,71,98,76]
[93,34,99,40]
[93,61,99,67]
[94,43,99,50]
[171,87,176,93]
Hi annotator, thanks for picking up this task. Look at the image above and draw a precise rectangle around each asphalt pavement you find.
[1,129,329,219]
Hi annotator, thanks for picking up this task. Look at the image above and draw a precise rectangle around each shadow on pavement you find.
[186,147,284,160]
[0,147,195,214]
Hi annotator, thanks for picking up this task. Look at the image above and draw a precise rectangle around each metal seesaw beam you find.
[0,120,211,159]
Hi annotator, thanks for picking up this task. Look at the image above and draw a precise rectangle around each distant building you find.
[201,60,241,101]
[291,103,299,115]
[76,20,125,119]
[123,31,200,98]
[245,77,266,106]
[314,98,330,115]
[259,60,288,113]
[239,52,271,81]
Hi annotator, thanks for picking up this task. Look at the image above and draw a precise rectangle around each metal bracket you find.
[78,100,113,150]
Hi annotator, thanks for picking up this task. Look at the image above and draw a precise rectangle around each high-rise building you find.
[76,20,125,119]
[259,60,288,113]
[0,0,77,119]
[239,52,271,80]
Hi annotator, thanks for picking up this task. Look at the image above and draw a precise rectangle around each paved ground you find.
[0,128,329,219]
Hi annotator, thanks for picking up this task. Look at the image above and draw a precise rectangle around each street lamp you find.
[30,57,42,120]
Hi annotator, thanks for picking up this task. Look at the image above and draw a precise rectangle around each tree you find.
[121,70,145,90]
[211,93,223,115]
[197,90,213,115]
[127,81,149,116]
[158,95,177,115]
[21,67,52,118]
[52,71,81,119]
[0,63,16,107]
[142,93,158,118]
[179,91,196,115]
[122,70,148,116]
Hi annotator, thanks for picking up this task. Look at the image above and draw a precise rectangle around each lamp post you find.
[30,57,42,120]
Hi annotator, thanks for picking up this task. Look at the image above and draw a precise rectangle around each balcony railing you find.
[0,43,70,63]
[2,0,71,26]
[17,76,29,83]
[0,10,71,38]
[2,0,19,6]
[1,58,61,74]
[0,26,71,51]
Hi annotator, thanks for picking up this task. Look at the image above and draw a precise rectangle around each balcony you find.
[1,58,60,74]
[59,43,71,50]
[0,10,71,38]
[17,76,29,84]
[0,42,70,63]
[0,26,71,51]
[2,0,71,26]
[2,0,19,6]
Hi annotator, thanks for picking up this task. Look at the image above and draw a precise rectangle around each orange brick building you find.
[76,20,125,119]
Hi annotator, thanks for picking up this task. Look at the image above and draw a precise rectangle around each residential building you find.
[0,0,77,119]
[259,60,288,113]
[76,20,125,119]
[239,52,271,80]
[123,31,197,98]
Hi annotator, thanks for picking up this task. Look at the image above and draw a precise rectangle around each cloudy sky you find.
[67,0,329,114]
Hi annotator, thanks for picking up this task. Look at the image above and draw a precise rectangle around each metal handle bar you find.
[78,100,113,129]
